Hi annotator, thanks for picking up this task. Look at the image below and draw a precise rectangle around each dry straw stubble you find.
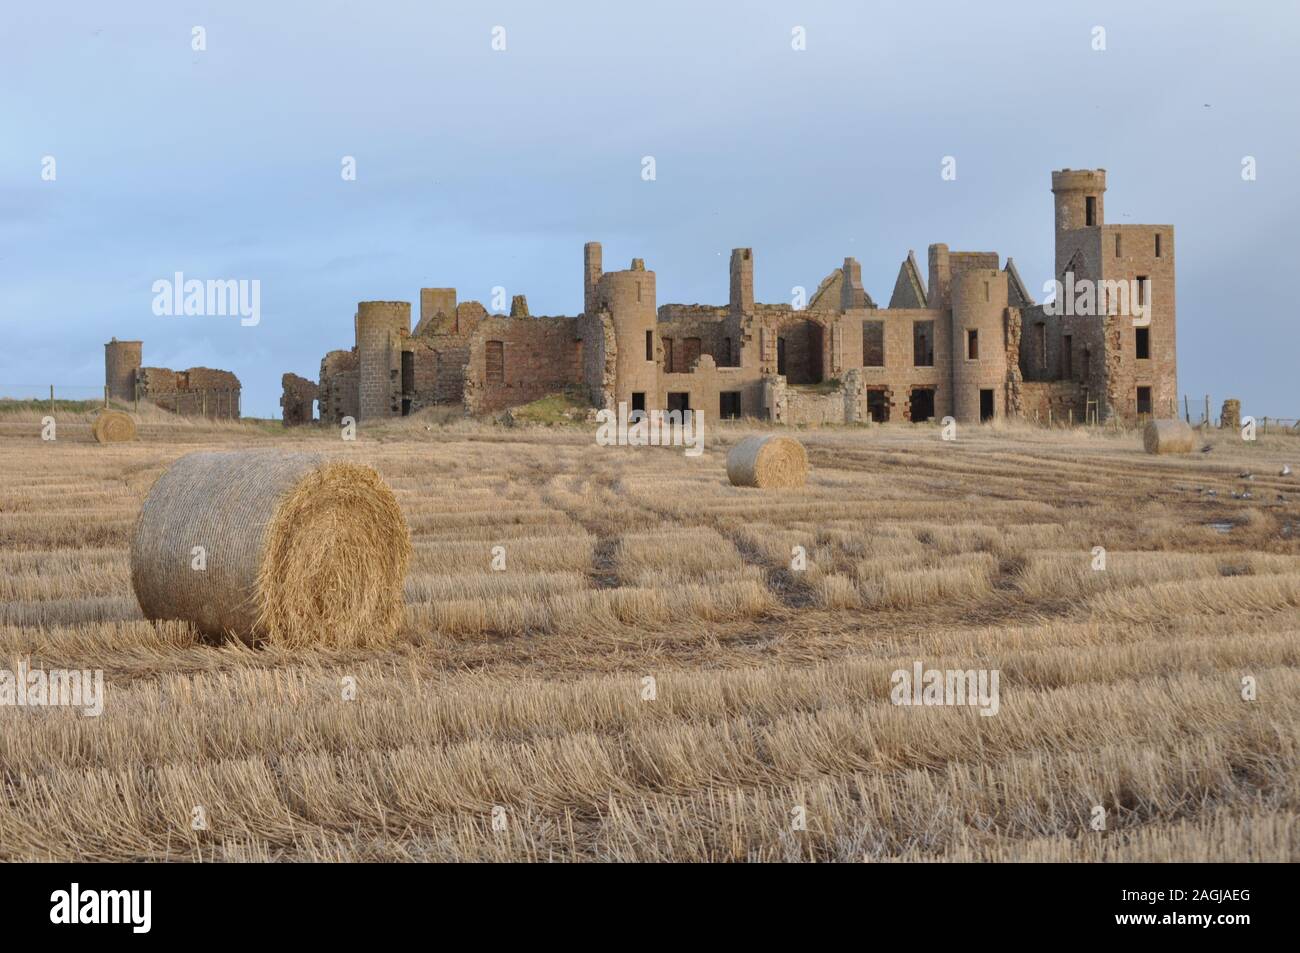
[727,434,809,488]
[130,449,411,648]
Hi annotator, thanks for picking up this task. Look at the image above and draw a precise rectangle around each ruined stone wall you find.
[418,288,457,333]
[658,355,761,420]
[132,363,241,418]
[846,307,952,421]
[1004,308,1024,417]
[183,367,240,393]
[318,349,359,424]
[755,307,834,385]
[841,368,869,423]
[578,309,616,409]
[927,245,1000,309]
[1020,305,1061,382]
[785,387,847,426]
[1019,380,1087,423]
[656,307,739,370]
[1098,224,1177,420]
[808,270,842,310]
[463,316,582,414]
[409,300,489,407]
[280,373,318,425]
[137,367,180,395]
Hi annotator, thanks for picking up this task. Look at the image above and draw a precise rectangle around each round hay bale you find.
[1142,419,1196,455]
[92,410,137,444]
[130,450,411,648]
[726,435,808,488]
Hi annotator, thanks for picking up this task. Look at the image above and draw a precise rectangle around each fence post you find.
[49,384,54,413]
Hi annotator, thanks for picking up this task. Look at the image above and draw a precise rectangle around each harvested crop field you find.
[1,408,1298,862]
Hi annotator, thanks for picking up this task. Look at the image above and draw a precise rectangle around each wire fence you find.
[3,384,240,419]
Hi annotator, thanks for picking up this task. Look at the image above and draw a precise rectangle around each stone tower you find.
[596,258,658,412]
[104,338,142,402]
[1052,168,1106,278]
[950,269,1009,422]
[355,301,410,420]
[1049,167,1175,420]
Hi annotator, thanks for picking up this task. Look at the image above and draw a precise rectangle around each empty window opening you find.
[909,387,936,422]
[630,391,646,420]
[719,391,742,420]
[1062,335,1073,379]
[1136,386,1152,416]
[682,337,702,372]
[1035,322,1047,370]
[863,320,884,367]
[777,321,824,384]
[485,340,504,384]
[1085,196,1096,226]
[912,320,934,367]
[979,389,995,422]
[967,329,979,360]
[983,280,990,302]
[666,392,691,414]
[1135,326,1150,360]
[722,337,732,366]
[1136,276,1148,306]
[1155,233,1162,257]
[1115,233,1122,257]
[1082,347,1091,380]
[867,389,890,423]
[645,329,653,361]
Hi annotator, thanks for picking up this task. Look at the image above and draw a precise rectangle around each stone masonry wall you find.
[463,316,583,414]
[578,309,616,409]
[280,373,318,425]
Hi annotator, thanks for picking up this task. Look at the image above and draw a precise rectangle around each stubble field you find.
[1,406,1297,861]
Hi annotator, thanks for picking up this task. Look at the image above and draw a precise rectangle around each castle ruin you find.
[104,338,242,418]
[285,168,1175,427]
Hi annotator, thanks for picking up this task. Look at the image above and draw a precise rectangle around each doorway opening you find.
[867,389,890,423]
[910,387,935,422]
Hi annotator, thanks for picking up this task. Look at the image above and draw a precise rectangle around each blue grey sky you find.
[3,1,1297,418]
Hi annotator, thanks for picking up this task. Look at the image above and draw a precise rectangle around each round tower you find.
[950,269,1008,423]
[1051,168,1106,233]
[104,338,143,402]
[597,260,658,412]
[355,301,410,420]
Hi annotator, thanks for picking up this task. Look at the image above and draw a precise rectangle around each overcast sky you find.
[2,1,1296,418]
